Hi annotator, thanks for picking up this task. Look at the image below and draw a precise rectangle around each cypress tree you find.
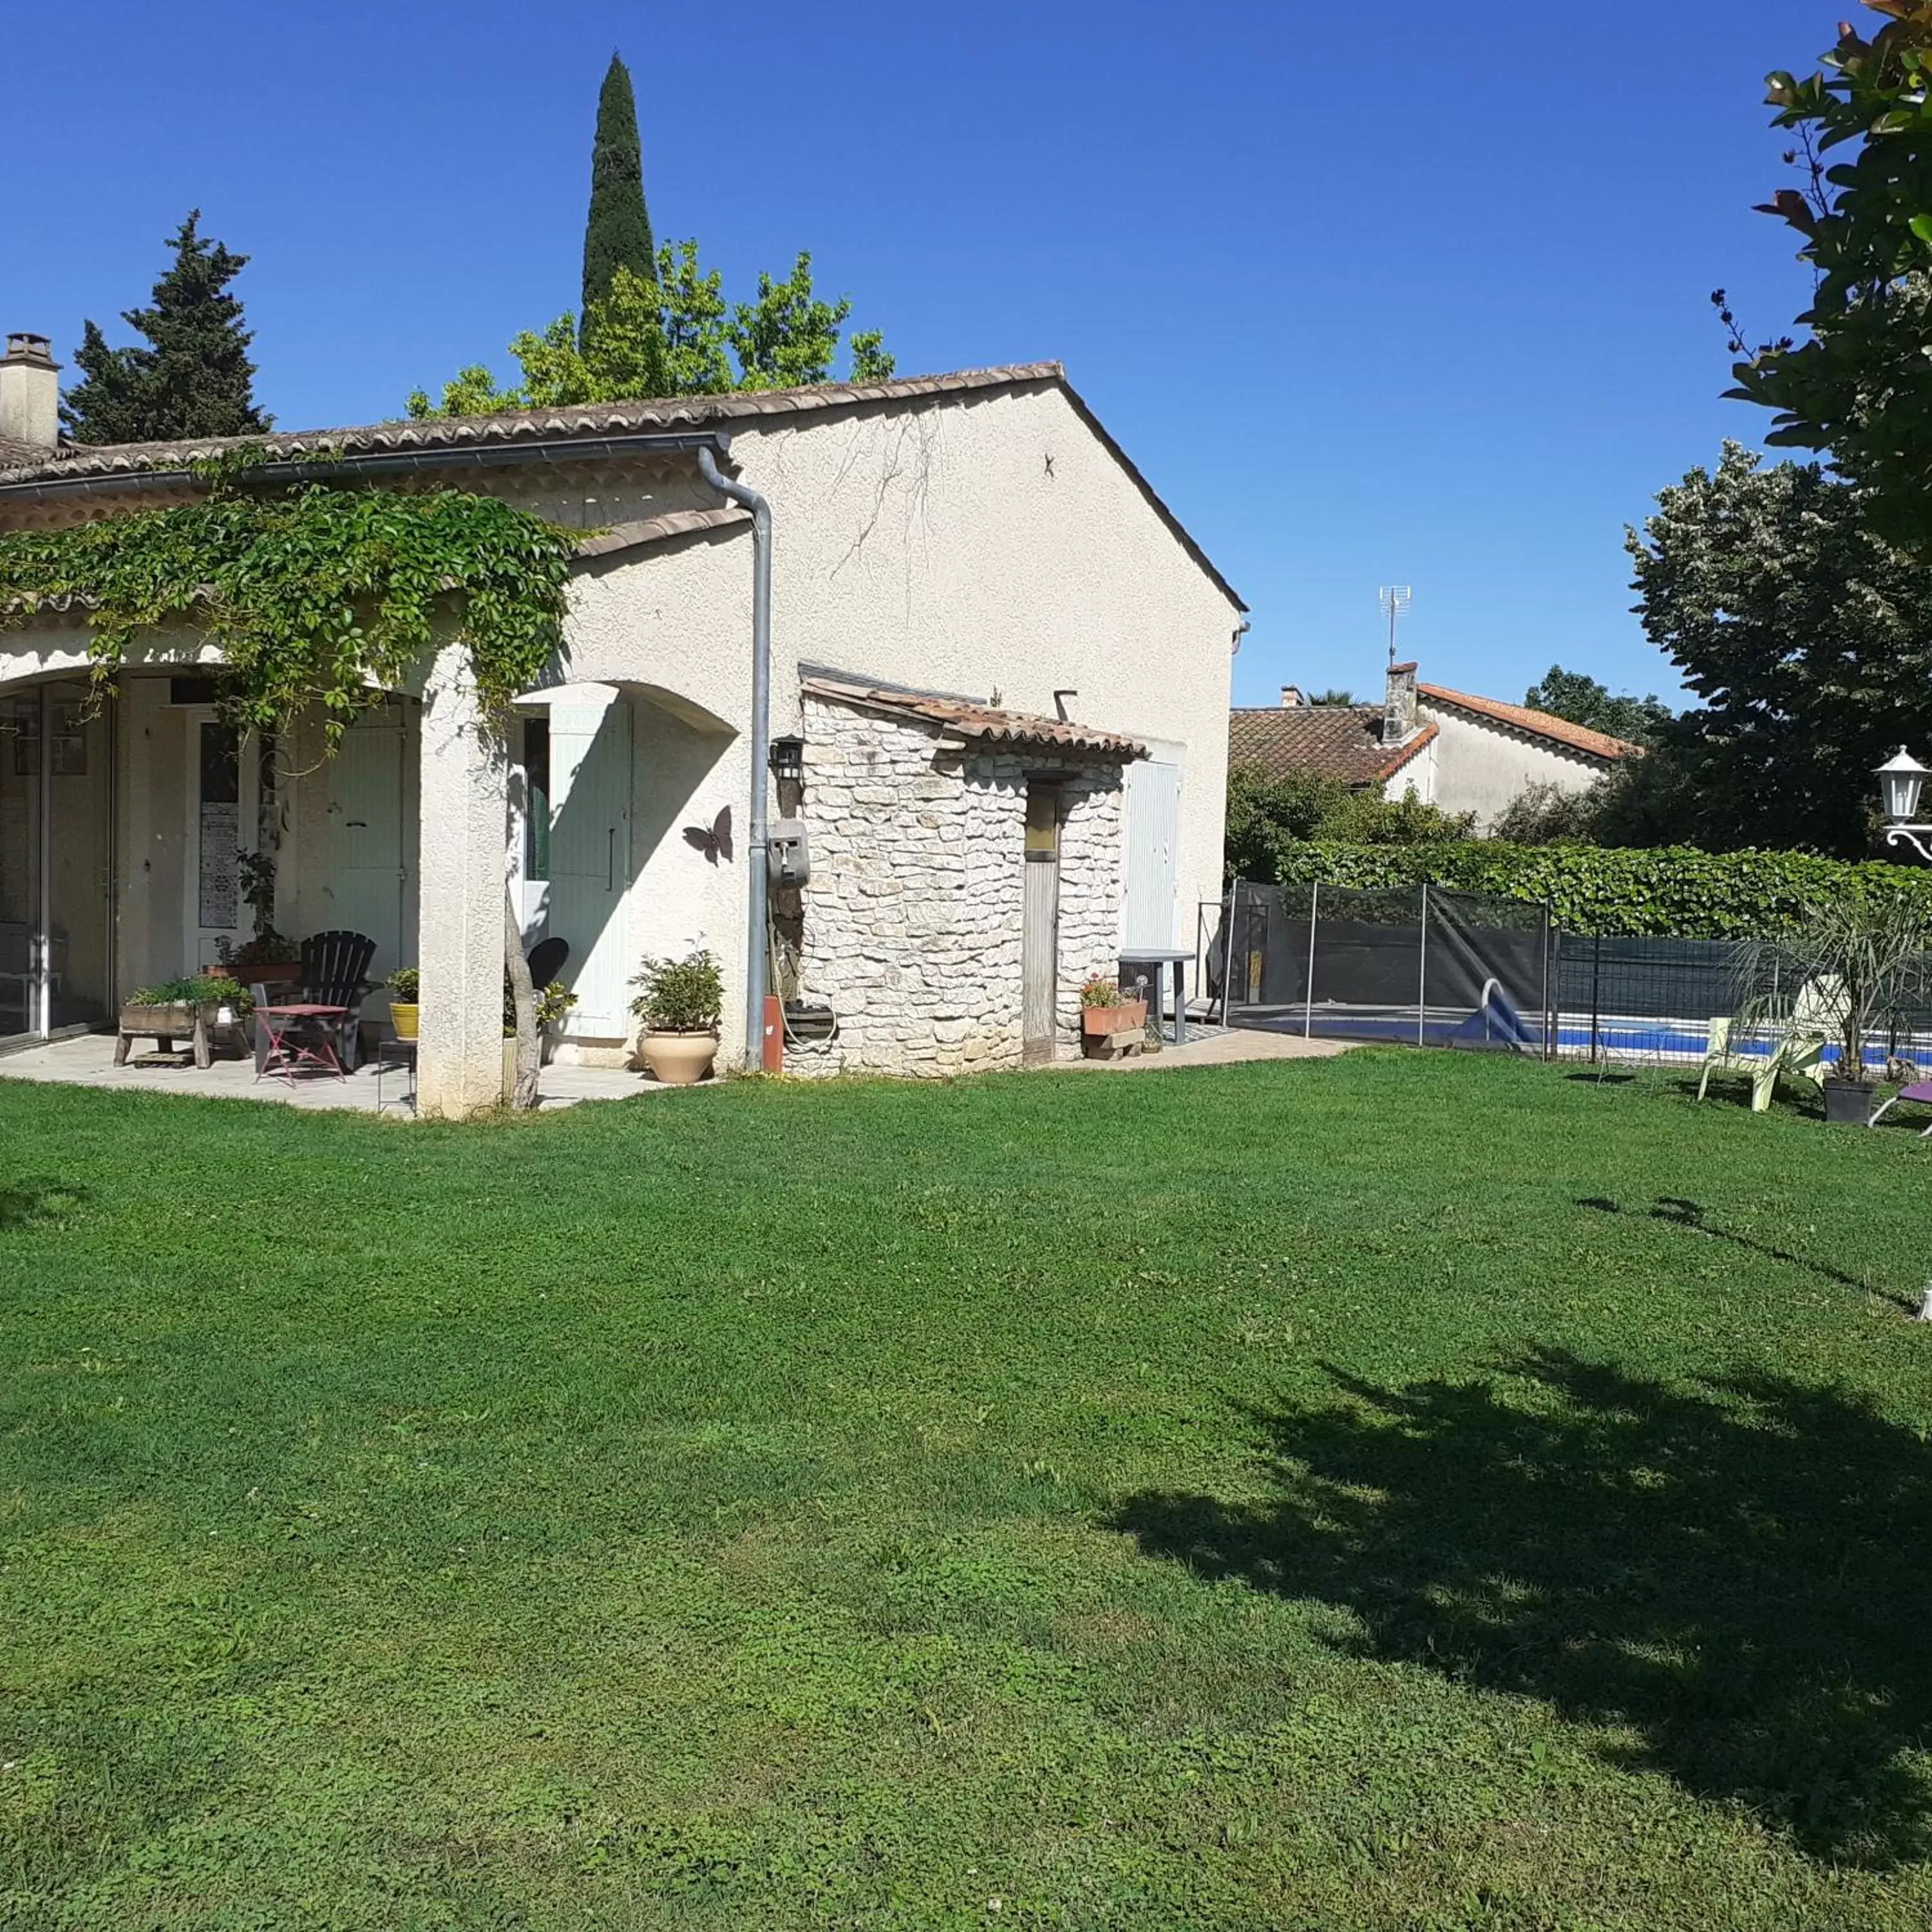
[580,55,656,343]
[62,211,269,444]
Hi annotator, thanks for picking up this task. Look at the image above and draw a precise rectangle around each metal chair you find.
[297,930,377,1070]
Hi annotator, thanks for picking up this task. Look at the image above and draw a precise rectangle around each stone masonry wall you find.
[794,695,1126,1077]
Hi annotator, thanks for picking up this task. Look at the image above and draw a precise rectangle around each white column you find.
[415,643,509,1117]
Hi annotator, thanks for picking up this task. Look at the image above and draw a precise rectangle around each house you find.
[1228,660,1638,829]
[0,334,1245,1113]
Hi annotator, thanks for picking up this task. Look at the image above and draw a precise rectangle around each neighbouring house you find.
[0,334,1245,1112]
[1228,660,1639,830]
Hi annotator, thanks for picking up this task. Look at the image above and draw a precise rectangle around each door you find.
[0,683,115,1045]
[546,696,632,1037]
[1122,759,1181,951]
[1021,784,1061,1066]
[327,705,408,977]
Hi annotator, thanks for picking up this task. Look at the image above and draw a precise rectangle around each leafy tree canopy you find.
[1727,3,1932,542]
[1226,764,1473,883]
[408,251,893,418]
[1522,665,1673,745]
[1307,687,1358,706]
[582,54,656,334]
[1619,442,1932,856]
[62,212,269,446]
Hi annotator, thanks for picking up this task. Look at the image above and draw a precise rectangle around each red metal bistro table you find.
[254,1003,350,1083]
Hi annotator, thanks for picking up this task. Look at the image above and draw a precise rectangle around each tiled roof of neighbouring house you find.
[0,363,1245,611]
[1227,705,1436,787]
[802,675,1148,761]
[0,436,42,468]
[1416,683,1641,762]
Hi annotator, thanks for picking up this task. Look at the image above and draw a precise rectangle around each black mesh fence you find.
[1207,882,1555,1053]
[1202,884,1932,1070]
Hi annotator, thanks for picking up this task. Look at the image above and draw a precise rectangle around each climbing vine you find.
[0,469,580,742]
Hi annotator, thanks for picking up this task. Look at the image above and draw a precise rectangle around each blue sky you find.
[9,1,1833,708]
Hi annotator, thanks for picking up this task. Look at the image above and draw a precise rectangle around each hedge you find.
[1255,841,1932,940]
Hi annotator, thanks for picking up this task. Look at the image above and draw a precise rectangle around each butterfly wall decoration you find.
[683,805,733,865]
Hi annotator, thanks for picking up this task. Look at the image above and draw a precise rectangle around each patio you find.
[0,1032,660,1112]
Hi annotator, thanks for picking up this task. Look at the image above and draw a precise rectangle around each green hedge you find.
[1255,841,1932,939]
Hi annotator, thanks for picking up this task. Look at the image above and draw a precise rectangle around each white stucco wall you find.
[1411,701,1611,830]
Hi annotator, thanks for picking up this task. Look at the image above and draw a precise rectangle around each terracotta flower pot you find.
[639,1028,718,1085]
[1081,999,1148,1057]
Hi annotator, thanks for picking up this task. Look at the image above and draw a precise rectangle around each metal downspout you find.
[696,444,774,1069]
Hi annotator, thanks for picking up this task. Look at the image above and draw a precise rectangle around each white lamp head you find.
[1877,746,1931,824]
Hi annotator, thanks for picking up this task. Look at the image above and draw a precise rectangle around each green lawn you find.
[3,1052,1931,1930]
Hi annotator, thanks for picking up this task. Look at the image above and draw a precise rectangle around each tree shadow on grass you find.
[1110,1349,1932,1867]
[1578,1194,1915,1314]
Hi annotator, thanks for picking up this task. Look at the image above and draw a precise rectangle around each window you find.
[523,717,551,881]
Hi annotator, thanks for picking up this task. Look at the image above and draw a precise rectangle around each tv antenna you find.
[1378,585,1412,665]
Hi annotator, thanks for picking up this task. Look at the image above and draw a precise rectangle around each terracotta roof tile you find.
[803,675,1146,761]
[1417,683,1640,761]
[0,362,1245,615]
[1227,705,1434,786]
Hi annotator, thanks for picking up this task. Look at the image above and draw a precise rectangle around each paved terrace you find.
[0,1025,1345,1113]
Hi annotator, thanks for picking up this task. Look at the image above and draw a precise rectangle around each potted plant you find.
[1079,974,1148,1058]
[1746,893,1932,1123]
[385,966,420,1039]
[213,851,301,986]
[630,949,723,1084]
[500,973,578,1066]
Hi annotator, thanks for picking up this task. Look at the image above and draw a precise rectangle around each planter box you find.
[211,960,299,988]
[116,1000,215,1070]
[1081,999,1148,1059]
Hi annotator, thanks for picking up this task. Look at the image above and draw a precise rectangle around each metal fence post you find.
[1417,881,1430,1048]
[1304,880,1318,1039]
[1589,933,1601,1065]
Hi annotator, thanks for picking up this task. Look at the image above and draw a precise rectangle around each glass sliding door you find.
[0,692,41,1045]
[0,682,116,1047]
[44,681,115,1032]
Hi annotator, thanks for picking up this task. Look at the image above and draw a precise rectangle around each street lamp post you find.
[1877,745,1932,864]
[1875,746,1932,1320]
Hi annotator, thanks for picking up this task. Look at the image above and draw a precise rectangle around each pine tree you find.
[580,55,656,343]
[61,212,269,445]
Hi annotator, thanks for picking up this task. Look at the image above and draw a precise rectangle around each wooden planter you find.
[1081,999,1148,1059]
[209,960,299,989]
[116,1000,216,1070]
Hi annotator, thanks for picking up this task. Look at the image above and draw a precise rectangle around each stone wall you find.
[794,694,1126,1077]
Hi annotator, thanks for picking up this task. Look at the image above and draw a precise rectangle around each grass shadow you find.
[1110,1349,1932,1867]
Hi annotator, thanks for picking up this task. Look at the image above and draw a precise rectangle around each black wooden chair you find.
[298,929,377,1070]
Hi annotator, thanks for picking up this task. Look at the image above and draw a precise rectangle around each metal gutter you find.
[696,444,774,1073]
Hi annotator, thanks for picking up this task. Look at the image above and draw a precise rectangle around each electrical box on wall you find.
[768,819,810,889]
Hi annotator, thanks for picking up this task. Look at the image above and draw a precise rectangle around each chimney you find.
[0,334,61,454]
[1280,684,1306,708]
[1383,659,1418,743]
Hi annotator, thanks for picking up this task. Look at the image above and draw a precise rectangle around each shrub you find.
[1079,976,1122,1009]
[384,967,420,1001]
[1255,840,1932,940]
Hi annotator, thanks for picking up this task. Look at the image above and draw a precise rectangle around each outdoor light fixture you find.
[769,735,805,784]
[1877,746,1932,863]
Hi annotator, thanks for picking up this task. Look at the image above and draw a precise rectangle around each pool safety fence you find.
[1202,886,1932,1070]
[1205,882,1556,1054]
